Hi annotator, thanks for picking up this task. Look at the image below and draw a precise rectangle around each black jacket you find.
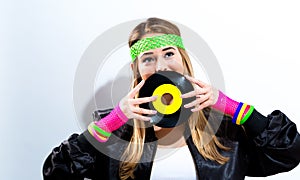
[43,109,300,180]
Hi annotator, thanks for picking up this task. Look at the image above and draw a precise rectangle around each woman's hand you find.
[119,80,157,121]
[181,75,219,112]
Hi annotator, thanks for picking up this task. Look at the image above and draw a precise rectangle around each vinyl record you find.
[139,71,195,128]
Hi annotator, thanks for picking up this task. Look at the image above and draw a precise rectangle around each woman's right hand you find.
[119,80,157,121]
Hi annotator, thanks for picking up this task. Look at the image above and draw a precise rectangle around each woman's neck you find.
[154,124,187,148]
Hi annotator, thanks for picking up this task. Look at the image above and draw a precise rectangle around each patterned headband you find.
[130,34,185,62]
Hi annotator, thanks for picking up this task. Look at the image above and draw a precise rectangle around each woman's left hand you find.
[181,75,219,112]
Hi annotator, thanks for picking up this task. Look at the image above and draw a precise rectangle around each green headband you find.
[130,34,185,62]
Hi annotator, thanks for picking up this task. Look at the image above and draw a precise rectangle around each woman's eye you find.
[165,52,174,58]
[142,57,155,63]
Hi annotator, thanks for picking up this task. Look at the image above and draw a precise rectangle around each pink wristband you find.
[212,90,240,117]
[95,103,128,133]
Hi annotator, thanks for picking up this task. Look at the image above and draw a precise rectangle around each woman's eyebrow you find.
[140,47,175,58]
[140,52,153,58]
[162,47,175,51]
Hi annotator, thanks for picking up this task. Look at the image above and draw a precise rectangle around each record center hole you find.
[161,93,173,105]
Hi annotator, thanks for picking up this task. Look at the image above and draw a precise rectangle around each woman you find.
[43,17,300,180]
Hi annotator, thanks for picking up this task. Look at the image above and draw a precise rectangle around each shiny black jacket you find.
[43,109,300,180]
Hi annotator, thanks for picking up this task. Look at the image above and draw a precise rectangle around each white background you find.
[1,0,300,179]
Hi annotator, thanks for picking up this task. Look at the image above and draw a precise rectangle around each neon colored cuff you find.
[212,91,254,125]
[91,122,111,137]
[94,103,129,133]
[88,123,109,143]
[212,90,239,116]
[232,102,243,124]
[240,105,254,125]
[236,103,248,125]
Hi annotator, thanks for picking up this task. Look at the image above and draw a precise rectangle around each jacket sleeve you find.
[242,109,300,176]
[42,133,101,180]
[42,109,118,180]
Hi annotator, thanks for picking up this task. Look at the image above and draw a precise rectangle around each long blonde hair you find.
[120,17,229,179]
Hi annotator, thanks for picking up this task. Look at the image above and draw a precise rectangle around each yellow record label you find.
[152,84,182,115]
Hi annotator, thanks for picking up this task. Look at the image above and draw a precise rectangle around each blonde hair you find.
[120,17,229,179]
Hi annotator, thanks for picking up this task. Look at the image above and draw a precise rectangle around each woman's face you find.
[135,37,184,80]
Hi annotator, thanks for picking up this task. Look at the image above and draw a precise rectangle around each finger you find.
[181,90,197,99]
[184,92,211,108]
[132,106,157,115]
[184,98,202,108]
[200,86,211,94]
[185,75,207,88]
[197,93,210,104]
[130,96,157,105]
[128,80,145,98]
[191,101,210,112]
[181,88,205,98]
[192,94,216,111]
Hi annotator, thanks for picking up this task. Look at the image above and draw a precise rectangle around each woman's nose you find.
[155,58,168,72]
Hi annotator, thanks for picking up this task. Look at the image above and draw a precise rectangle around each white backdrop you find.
[0,0,299,179]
